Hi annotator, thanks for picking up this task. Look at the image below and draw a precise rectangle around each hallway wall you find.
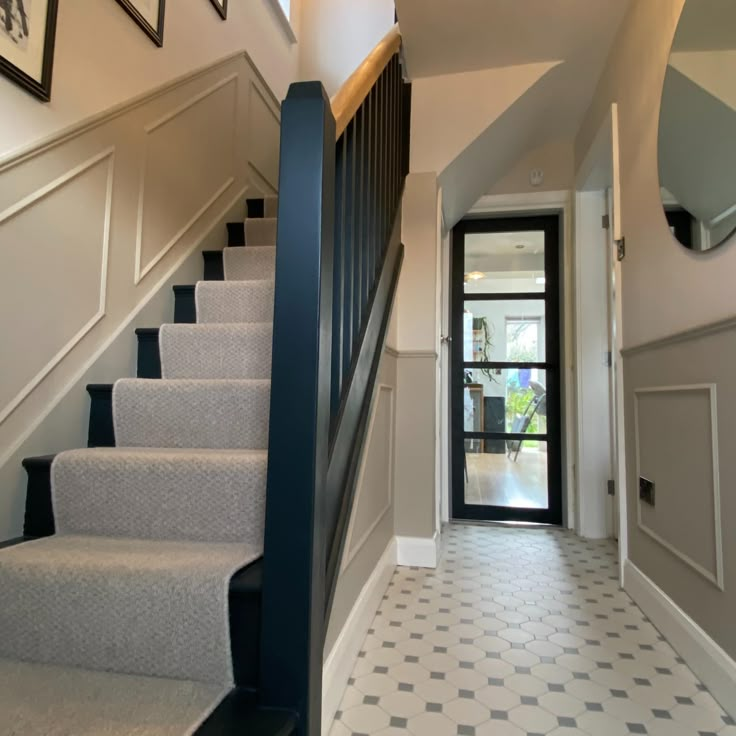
[576,0,736,678]
[0,0,299,159]
[298,0,395,96]
[0,53,282,541]
[394,173,440,542]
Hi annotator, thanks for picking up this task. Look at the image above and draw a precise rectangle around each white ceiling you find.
[396,0,632,80]
[673,0,736,52]
[396,0,633,226]
[465,231,544,257]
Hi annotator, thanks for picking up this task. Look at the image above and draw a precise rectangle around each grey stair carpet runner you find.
[0,196,278,736]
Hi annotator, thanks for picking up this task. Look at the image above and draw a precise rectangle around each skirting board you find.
[322,539,397,733]
[396,532,441,568]
[624,560,736,718]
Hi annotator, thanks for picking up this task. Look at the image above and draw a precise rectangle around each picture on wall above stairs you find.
[0,196,298,736]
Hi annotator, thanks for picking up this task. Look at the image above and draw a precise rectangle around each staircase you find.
[1,197,296,736]
[1,23,410,736]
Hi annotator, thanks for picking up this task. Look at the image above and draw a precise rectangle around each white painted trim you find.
[633,384,724,589]
[341,385,395,572]
[0,52,280,172]
[623,313,736,357]
[396,532,441,568]
[611,103,623,242]
[134,75,239,284]
[384,345,400,359]
[469,190,571,214]
[574,102,628,580]
[0,183,250,472]
[144,74,239,134]
[573,190,616,541]
[454,190,575,530]
[624,560,736,719]
[0,148,115,426]
[322,539,397,733]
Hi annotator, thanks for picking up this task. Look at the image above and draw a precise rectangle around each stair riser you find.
[136,330,161,378]
[203,250,225,280]
[227,222,246,247]
[87,385,115,447]
[21,457,55,538]
[174,285,196,324]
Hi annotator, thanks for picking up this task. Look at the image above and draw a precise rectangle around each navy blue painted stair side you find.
[87,384,115,447]
[227,222,245,247]
[135,328,161,379]
[203,250,225,280]
[173,285,196,323]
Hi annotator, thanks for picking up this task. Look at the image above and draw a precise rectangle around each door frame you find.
[574,102,628,583]
[449,212,565,525]
[439,191,574,528]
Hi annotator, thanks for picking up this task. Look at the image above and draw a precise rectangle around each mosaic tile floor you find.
[329,524,735,736]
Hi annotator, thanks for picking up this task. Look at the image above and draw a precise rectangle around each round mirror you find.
[658,0,736,252]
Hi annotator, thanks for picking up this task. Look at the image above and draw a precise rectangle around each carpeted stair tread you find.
[0,535,257,684]
[160,323,272,379]
[52,447,266,544]
[0,657,225,736]
[195,281,274,324]
[223,246,276,281]
[113,379,270,450]
[245,218,277,246]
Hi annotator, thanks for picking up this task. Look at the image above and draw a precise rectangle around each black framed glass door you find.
[451,215,562,524]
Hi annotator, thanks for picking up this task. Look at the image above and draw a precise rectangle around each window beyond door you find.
[451,216,562,525]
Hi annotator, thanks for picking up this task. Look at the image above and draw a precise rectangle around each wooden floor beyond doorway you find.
[465,447,547,509]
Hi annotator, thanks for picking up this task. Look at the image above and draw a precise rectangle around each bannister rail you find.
[331,25,402,139]
[259,28,411,736]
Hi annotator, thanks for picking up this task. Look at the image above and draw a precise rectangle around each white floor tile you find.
[329,524,733,735]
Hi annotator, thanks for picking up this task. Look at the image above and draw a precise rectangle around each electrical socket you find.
[639,477,655,506]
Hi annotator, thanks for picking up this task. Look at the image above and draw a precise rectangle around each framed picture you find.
[209,0,227,20]
[116,0,165,47]
[0,0,59,101]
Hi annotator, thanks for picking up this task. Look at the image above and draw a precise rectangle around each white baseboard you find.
[396,531,441,568]
[624,560,736,718]
[322,539,397,733]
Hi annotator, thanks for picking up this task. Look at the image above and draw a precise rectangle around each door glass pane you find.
[463,368,549,509]
[464,441,549,509]
[463,301,546,362]
[462,369,548,435]
[464,231,546,294]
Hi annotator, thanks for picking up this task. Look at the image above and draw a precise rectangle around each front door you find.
[451,215,563,524]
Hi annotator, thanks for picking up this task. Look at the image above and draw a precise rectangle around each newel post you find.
[259,82,336,736]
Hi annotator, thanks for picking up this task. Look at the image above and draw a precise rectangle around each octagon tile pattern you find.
[329,524,735,735]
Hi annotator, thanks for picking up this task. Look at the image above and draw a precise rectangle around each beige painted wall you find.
[326,350,397,653]
[577,0,736,660]
[393,173,439,540]
[410,63,558,177]
[0,0,299,160]
[0,53,282,541]
[485,140,574,196]
[298,0,394,96]
[575,0,736,349]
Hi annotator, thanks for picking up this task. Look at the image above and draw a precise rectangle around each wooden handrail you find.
[330,24,401,139]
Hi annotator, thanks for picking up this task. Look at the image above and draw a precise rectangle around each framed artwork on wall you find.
[116,0,165,47]
[0,0,59,101]
[209,0,227,20]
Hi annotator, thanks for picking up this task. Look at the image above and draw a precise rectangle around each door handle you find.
[441,335,452,344]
